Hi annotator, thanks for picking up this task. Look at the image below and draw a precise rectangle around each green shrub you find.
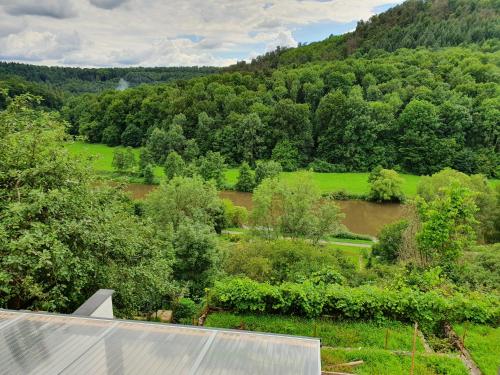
[211,277,500,328]
[172,297,198,323]
[222,199,249,228]
[372,220,408,262]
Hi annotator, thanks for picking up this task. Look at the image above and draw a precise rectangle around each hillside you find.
[228,0,500,71]
[0,62,219,94]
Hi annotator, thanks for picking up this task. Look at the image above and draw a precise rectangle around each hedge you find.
[211,277,500,329]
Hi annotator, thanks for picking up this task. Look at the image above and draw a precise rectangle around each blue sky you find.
[0,0,404,67]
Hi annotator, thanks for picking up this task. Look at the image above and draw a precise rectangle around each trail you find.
[221,230,373,248]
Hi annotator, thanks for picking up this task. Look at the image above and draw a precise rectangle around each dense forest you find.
[63,45,499,176]
[0,62,219,94]
[229,0,500,71]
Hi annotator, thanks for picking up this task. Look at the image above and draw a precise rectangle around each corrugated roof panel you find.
[0,310,321,375]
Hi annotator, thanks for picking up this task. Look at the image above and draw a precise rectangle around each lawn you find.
[204,312,424,352]
[454,324,500,375]
[321,347,467,375]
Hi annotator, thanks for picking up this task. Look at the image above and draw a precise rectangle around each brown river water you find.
[122,183,406,237]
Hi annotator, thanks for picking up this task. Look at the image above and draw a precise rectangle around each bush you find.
[368,168,404,202]
[235,162,255,192]
[372,220,409,262]
[308,159,346,173]
[271,140,299,172]
[172,298,198,323]
[211,277,500,328]
[222,199,249,228]
[255,160,282,185]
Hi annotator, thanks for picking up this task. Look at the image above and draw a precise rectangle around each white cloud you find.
[0,0,404,67]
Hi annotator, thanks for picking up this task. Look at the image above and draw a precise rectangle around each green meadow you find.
[66,141,498,196]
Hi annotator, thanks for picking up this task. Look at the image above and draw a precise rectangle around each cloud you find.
[89,0,128,10]
[0,30,81,61]
[2,0,77,19]
[0,0,405,67]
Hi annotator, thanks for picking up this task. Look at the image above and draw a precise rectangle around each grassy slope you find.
[67,142,499,196]
[205,312,467,375]
[454,324,500,375]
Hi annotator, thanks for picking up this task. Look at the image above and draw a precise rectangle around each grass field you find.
[205,312,424,351]
[321,347,467,375]
[454,324,500,375]
[66,142,499,196]
[205,312,467,375]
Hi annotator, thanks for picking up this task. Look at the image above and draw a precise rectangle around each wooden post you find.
[410,322,418,375]
[385,328,389,350]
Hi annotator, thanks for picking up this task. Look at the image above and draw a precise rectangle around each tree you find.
[146,127,169,164]
[173,221,219,296]
[143,163,155,184]
[102,125,121,146]
[255,160,282,186]
[164,151,185,180]
[121,123,142,147]
[251,173,344,241]
[0,95,173,315]
[416,184,478,267]
[235,162,255,192]
[372,220,409,262]
[368,168,404,202]
[184,139,200,162]
[144,176,222,231]
[198,151,226,189]
[417,168,498,243]
[271,140,299,172]
[112,147,136,173]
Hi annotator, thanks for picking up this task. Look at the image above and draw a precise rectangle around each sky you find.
[0,0,402,68]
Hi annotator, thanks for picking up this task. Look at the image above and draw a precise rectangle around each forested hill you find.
[0,62,219,94]
[228,0,500,71]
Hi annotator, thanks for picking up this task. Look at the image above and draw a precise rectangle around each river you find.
[122,183,406,237]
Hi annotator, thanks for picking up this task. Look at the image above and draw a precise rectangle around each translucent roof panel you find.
[0,310,321,375]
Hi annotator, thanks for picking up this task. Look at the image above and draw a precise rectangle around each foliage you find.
[173,221,219,296]
[416,184,478,266]
[222,199,248,228]
[144,175,221,231]
[143,163,155,184]
[251,173,344,242]
[254,160,282,185]
[164,151,186,180]
[211,277,500,328]
[271,140,299,172]
[172,297,198,324]
[112,147,136,172]
[223,239,353,284]
[0,96,173,315]
[198,151,226,189]
[372,220,409,262]
[417,168,498,243]
[235,162,255,192]
[368,168,404,202]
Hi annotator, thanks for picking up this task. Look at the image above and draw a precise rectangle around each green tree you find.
[368,168,404,202]
[416,184,478,267]
[271,140,299,172]
[144,176,222,231]
[143,163,155,184]
[235,162,256,192]
[121,123,142,147]
[251,173,344,241]
[199,151,226,189]
[0,95,173,315]
[112,147,136,173]
[164,151,185,180]
[255,160,282,186]
[372,220,409,262]
[173,221,219,296]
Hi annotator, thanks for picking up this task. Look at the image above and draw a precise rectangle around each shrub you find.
[172,298,198,323]
[255,160,282,185]
[211,277,500,327]
[235,162,255,192]
[271,140,299,172]
[372,220,409,262]
[222,199,248,228]
[368,168,404,202]
[308,159,337,173]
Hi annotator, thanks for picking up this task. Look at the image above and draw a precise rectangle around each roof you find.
[0,309,321,375]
